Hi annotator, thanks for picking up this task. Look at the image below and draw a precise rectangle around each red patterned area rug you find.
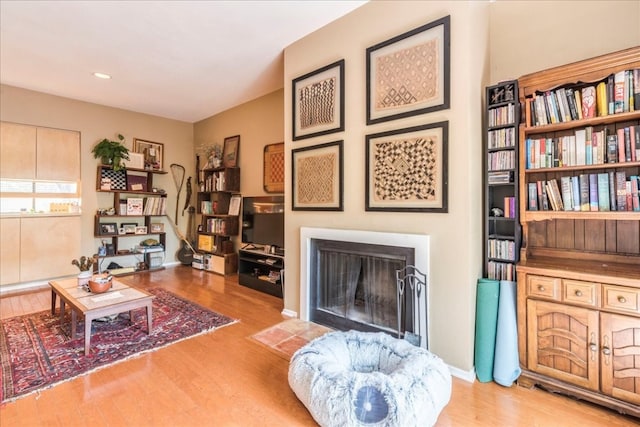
[0,288,236,403]
[250,318,332,360]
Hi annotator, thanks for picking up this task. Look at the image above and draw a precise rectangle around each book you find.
[565,88,579,120]
[617,128,626,163]
[634,69,640,111]
[574,88,583,120]
[571,176,581,211]
[575,129,586,166]
[616,171,627,211]
[624,127,632,162]
[549,179,563,211]
[613,71,626,113]
[560,176,573,211]
[596,82,608,117]
[606,134,618,163]
[588,174,598,211]
[126,198,144,215]
[597,173,610,212]
[608,171,617,211]
[581,86,596,119]
[631,176,640,211]
[579,174,590,211]
[607,74,615,115]
[635,125,640,161]
[528,183,538,211]
[197,234,215,252]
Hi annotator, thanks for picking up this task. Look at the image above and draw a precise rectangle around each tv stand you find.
[238,248,284,298]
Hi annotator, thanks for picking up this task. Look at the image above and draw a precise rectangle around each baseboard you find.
[281,308,297,318]
[448,365,476,383]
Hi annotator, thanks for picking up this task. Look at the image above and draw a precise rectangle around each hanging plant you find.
[92,134,130,171]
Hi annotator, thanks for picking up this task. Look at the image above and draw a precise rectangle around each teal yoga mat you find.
[493,280,522,386]
[474,278,500,383]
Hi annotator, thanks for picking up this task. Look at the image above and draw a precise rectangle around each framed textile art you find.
[263,142,285,193]
[365,121,448,212]
[292,140,343,211]
[223,135,240,168]
[292,59,345,141]
[366,15,450,125]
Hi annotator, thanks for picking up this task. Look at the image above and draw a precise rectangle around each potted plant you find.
[92,134,130,171]
[72,255,95,287]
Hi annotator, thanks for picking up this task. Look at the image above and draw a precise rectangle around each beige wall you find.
[284,1,490,372]
[0,84,194,289]
[489,1,640,83]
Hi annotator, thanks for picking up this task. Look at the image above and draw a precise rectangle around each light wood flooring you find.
[0,266,637,426]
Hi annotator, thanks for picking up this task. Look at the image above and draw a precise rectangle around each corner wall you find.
[283,1,490,372]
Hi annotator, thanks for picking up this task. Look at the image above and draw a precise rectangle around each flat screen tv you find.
[242,196,284,250]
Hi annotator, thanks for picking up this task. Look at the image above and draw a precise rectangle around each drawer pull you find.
[617,296,627,304]
[537,285,545,292]
[574,290,583,297]
[602,346,611,356]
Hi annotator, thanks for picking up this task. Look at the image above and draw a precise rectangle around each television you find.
[242,196,284,251]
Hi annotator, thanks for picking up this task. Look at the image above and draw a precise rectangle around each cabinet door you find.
[0,122,36,179]
[527,300,599,391]
[36,127,80,181]
[600,313,640,405]
[0,218,21,286]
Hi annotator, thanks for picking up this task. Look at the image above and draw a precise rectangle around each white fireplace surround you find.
[299,227,430,347]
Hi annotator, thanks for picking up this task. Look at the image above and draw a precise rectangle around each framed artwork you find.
[366,15,450,125]
[292,140,343,211]
[228,195,242,216]
[121,223,137,234]
[126,173,148,192]
[263,142,285,193]
[150,223,164,233]
[365,121,448,212]
[292,59,344,141]
[135,226,148,235]
[100,222,118,236]
[223,135,240,167]
[133,138,164,171]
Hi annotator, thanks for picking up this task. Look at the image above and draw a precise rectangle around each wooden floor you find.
[0,266,637,426]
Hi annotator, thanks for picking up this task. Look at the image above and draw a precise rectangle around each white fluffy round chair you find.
[288,330,451,427]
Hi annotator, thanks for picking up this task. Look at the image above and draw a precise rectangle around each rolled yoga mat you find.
[493,280,522,386]
[474,278,500,383]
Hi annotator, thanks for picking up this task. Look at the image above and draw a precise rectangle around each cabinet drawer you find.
[563,280,599,307]
[602,285,640,315]
[527,275,561,300]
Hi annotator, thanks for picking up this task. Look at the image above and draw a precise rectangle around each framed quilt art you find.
[292,140,343,211]
[263,142,285,193]
[366,16,450,124]
[292,59,345,141]
[365,122,448,212]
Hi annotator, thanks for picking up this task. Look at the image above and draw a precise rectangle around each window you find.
[0,179,80,213]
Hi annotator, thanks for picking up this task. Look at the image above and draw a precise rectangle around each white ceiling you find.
[0,0,367,123]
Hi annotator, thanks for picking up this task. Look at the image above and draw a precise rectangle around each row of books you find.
[488,127,516,149]
[142,196,167,215]
[487,261,514,281]
[488,104,515,127]
[201,200,219,215]
[204,218,233,234]
[527,172,640,212]
[503,196,516,218]
[120,197,166,216]
[526,125,640,169]
[488,170,514,185]
[488,150,515,171]
[487,238,516,261]
[203,171,228,192]
[527,69,639,127]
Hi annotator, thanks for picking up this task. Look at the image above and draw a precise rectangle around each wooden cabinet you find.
[195,167,240,275]
[0,122,79,181]
[484,80,521,280]
[516,47,640,417]
[238,249,284,298]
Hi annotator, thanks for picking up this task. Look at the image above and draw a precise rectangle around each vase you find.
[77,270,92,287]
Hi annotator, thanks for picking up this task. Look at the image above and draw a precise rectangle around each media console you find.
[238,248,284,298]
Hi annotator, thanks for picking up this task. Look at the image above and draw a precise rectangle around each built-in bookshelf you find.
[484,80,520,281]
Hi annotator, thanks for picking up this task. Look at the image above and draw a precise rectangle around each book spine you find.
[571,176,581,211]
[528,183,538,211]
[596,82,608,117]
[582,86,596,119]
[579,174,590,211]
[614,71,626,114]
[608,171,617,211]
[550,179,564,211]
[631,176,640,211]
[607,134,618,163]
[624,127,632,162]
[616,171,627,211]
[589,173,599,211]
[597,173,610,212]
[560,176,573,211]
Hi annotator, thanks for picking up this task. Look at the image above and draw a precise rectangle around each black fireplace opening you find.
[309,238,416,337]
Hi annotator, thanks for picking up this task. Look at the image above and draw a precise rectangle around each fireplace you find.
[300,227,430,348]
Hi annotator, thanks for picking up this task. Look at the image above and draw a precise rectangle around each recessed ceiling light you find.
[93,72,111,79]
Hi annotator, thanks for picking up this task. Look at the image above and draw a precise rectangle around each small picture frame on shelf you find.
[135,226,148,235]
[118,227,127,235]
[223,135,240,168]
[100,223,118,236]
[121,223,137,234]
[228,195,242,216]
[150,223,164,233]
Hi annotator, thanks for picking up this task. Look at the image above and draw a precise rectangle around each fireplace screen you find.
[310,239,414,335]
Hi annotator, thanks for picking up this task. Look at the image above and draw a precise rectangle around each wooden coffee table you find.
[49,278,154,355]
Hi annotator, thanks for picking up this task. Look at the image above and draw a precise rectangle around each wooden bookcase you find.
[484,80,520,280]
[515,47,640,417]
[195,167,240,275]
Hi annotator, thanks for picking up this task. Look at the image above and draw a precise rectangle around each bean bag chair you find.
[288,330,451,427]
